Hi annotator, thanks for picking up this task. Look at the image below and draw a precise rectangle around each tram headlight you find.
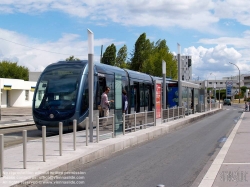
[49,114,54,119]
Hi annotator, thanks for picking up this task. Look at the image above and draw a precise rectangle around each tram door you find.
[134,83,140,113]
[96,76,106,117]
[145,84,153,111]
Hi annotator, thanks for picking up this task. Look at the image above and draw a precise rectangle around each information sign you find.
[156,83,161,119]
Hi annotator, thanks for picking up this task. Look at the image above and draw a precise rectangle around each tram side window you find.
[140,84,144,107]
[80,77,89,115]
[145,84,149,108]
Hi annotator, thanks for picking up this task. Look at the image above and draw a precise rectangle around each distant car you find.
[223,99,231,106]
[207,99,215,103]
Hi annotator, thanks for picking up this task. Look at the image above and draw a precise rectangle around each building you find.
[0,78,37,108]
[223,74,250,88]
[174,55,192,81]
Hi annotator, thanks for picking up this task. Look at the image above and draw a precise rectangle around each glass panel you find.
[140,83,144,110]
[115,74,123,135]
[182,87,188,111]
[194,88,199,113]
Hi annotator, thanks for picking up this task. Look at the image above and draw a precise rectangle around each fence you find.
[162,107,185,122]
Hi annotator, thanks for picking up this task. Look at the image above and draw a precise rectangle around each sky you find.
[0,0,250,81]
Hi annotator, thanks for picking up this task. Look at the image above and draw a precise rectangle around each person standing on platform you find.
[122,90,128,114]
[101,86,113,117]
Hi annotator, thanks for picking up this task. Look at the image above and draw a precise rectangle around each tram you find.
[32,60,181,132]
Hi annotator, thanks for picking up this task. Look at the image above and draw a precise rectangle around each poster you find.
[156,83,161,118]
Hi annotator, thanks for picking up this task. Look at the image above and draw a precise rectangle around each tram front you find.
[32,61,89,132]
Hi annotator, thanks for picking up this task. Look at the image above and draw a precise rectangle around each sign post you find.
[226,81,233,99]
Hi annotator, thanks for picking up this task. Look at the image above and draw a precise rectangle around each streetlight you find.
[162,60,166,109]
[229,62,240,104]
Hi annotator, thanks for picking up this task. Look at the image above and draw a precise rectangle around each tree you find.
[101,44,116,66]
[241,86,247,94]
[130,33,151,72]
[142,39,177,78]
[0,60,29,81]
[66,55,80,61]
[115,45,128,68]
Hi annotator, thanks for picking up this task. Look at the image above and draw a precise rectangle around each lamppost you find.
[229,62,240,104]
[162,60,166,109]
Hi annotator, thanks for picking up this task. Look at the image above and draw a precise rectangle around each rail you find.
[162,107,185,122]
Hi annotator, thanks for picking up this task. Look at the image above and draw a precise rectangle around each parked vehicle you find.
[207,99,215,103]
[223,99,231,106]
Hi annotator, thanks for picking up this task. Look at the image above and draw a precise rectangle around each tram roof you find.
[95,63,127,77]
[124,69,153,83]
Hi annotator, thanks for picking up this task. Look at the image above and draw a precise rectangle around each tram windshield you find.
[34,66,82,110]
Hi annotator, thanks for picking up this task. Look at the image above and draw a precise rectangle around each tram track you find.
[0,125,47,148]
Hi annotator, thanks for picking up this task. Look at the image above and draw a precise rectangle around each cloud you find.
[183,44,250,80]
[198,30,250,48]
[0,28,117,71]
[1,0,250,32]
[214,0,250,26]
[0,0,219,32]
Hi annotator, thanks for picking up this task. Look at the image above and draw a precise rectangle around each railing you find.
[162,107,185,122]
[121,110,155,134]
[96,115,115,143]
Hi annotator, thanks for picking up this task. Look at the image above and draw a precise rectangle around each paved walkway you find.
[199,111,250,187]
[0,107,249,186]
[0,107,33,129]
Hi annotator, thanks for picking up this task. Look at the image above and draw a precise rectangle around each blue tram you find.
[32,60,179,132]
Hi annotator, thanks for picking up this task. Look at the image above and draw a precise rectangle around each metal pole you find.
[123,113,125,135]
[0,79,1,121]
[73,119,76,151]
[177,43,182,107]
[86,117,89,146]
[214,77,216,103]
[0,134,3,177]
[88,29,94,142]
[134,112,137,131]
[96,116,99,143]
[162,60,166,109]
[167,107,169,122]
[173,107,175,119]
[239,69,240,104]
[42,126,46,162]
[23,130,27,169]
[219,88,220,106]
[144,110,147,128]
[210,91,211,110]
[59,122,62,156]
[229,62,240,103]
[112,114,115,138]
[153,109,156,126]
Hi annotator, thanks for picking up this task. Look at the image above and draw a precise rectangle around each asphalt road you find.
[26,105,243,187]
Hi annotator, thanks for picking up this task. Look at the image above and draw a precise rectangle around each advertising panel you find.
[156,83,161,119]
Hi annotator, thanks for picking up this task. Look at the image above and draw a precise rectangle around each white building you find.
[174,55,192,81]
[0,78,36,108]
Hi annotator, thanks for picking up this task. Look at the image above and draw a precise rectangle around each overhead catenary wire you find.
[0,37,85,56]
